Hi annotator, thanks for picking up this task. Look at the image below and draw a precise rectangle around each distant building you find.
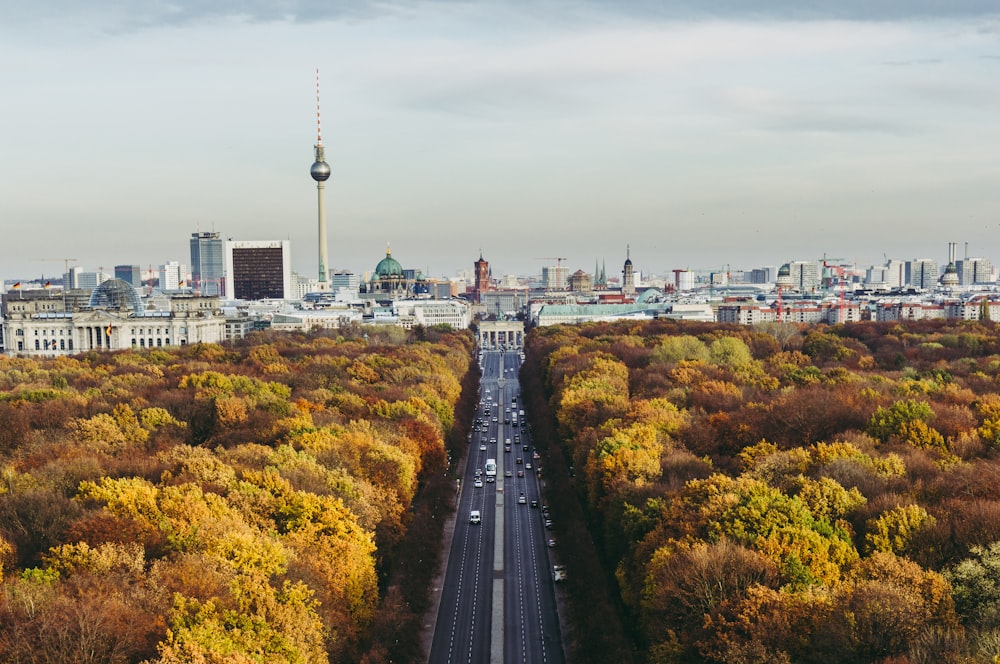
[788,261,820,291]
[159,261,183,291]
[66,267,113,290]
[906,259,939,290]
[481,290,529,318]
[190,232,224,296]
[331,271,360,292]
[474,253,491,303]
[115,265,142,288]
[1,279,226,357]
[568,269,592,293]
[541,265,568,291]
[621,247,636,297]
[957,258,994,285]
[884,260,906,288]
[672,269,695,291]
[717,304,777,325]
[224,240,292,300]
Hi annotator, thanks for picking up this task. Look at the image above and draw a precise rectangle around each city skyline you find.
[2,2,999,281]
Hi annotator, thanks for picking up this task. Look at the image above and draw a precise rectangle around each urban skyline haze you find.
[2,1,999,282]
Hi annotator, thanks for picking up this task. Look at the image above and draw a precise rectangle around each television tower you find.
[310,68,332,287]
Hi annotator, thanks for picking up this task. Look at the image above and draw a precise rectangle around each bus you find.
[485,458,497,478]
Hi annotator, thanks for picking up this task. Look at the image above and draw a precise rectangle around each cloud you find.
[5,0,1000,34]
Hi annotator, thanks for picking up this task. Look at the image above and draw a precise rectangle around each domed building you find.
[940,262,960,288]
[89,278,143,315]
[365,244,423,300]
[775,263,794,289]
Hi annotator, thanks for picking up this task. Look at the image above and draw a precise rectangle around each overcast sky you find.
[2,1,999,282]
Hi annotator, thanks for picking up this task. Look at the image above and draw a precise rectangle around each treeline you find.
[0,325,473,663]
[525,318,1000,663]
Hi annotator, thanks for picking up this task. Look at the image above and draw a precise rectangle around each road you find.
[429,348,564,664]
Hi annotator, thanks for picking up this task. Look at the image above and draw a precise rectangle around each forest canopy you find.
[524,318,1000,663]
[0,326,473,663]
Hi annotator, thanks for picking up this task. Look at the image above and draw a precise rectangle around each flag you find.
[11,282,20,289]
[44,281,51,288]
[105,324,112,336]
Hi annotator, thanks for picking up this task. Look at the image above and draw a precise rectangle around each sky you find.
[2,1,1000,283]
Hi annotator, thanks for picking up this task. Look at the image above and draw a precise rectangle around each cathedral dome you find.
[374,247,404,278]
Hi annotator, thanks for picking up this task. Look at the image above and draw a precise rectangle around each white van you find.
[470,510,481,524]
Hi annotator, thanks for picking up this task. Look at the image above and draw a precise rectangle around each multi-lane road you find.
[429,349,564,664]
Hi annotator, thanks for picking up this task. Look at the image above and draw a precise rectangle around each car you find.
[479,444,486,451]
[505,470,512,478]
[530,500,538,508]
[525,463,532,470]
[518,494,526,504]
[516,458,522,464]
[517,470,524,477]
[522,445,529,452]
[553,564,567,582]
[470,510,481,524]
[486,475,495,483]
[533,452,540,460]
[474,478,483,488]
[504,446,511,453]
[545,519,554,529]
[547,538,556,548]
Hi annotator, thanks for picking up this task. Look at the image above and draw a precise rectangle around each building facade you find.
[224,240,292,300]
[2,280,226,357]
[190,231,225,296]
[906,259,939,290]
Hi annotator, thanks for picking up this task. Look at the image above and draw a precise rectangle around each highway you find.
[429,348,564,664]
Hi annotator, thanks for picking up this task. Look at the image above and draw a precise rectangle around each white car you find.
[518,494,527,504]
[470,510,481,524]
[474,478,483,488]
[480,444,487,451]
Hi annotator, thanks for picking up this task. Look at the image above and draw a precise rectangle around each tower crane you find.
[35,258,76,291]
[534,257,568,268]
[819,254,849,322]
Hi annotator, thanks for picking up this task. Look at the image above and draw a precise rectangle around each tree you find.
[865,504,937,556]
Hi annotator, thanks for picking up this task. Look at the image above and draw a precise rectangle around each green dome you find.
[375,249,403,278]
[778,263,791,277]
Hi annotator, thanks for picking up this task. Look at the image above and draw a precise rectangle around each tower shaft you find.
[317,177,328,284]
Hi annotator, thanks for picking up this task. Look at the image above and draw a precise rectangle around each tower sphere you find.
[311,160,331,182]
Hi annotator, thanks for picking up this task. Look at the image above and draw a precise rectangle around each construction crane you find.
[818,255,850,323]
[35,258,78,294]
[36,258,78,281]
[534,257,568,268]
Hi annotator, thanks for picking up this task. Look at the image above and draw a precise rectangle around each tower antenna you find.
[316,67,323,146]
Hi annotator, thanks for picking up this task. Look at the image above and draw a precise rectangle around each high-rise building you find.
[906,259,938,290]
[115,265,142,288]
[159,261,182,290]
[224,240,291,300]
[673,269,695,291]
[542,265,568,291]
[190,232,224,296]
[788,261,820,291]
[958,258,994,285]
